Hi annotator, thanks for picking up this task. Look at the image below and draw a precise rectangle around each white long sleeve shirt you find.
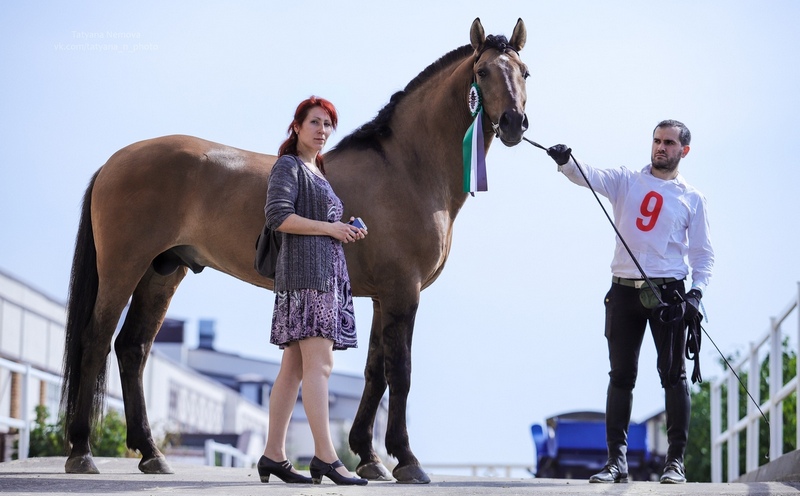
[560,159,714,294]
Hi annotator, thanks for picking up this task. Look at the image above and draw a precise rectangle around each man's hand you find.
[684,289,702,321]
[547,144,572,166]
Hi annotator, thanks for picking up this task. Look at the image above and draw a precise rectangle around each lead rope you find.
[523,137,770,433]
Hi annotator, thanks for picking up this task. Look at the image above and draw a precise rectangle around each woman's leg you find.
[298,336,355,477]
[263,343,303,462]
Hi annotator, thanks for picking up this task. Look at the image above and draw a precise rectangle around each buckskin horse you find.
[61,18,528,483]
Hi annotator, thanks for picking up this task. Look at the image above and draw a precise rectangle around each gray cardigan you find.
[264,154,336,292]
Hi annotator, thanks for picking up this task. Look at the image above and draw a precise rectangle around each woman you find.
[257,96,368,486]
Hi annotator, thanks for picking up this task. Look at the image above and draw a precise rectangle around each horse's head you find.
[470,18,528,146]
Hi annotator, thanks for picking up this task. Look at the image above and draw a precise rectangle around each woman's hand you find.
[331,217,368,244]
[277,214,367,243]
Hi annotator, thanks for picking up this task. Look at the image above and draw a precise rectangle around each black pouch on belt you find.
[638,284,662,309]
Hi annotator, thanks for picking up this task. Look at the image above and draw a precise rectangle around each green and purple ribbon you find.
[463,83,487,195]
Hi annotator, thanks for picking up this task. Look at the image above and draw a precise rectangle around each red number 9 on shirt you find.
[636,191,663,232]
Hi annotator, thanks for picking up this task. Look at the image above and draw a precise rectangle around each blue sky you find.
[2,0,799,472]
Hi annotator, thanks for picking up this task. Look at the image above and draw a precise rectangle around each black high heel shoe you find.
[257,456,312,484]
[309,456,368,485]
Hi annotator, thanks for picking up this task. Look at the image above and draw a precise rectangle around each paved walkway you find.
[1,458,799,495]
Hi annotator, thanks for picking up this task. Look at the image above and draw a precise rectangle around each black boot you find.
[661,380,690,484]
[661,459,686,484]
[590,385,632,483]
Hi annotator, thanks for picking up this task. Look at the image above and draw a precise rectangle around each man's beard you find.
[652,154,680,172]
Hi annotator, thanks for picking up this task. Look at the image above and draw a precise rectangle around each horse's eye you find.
[476,69,488,79]
[523,69,531,79]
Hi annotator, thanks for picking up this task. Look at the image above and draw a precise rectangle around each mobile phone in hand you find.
[349,217,367,230]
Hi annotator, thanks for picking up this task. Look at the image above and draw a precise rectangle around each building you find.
[0,267,387,465]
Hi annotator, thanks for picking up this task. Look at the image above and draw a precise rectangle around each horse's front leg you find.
[380,287,430,484]
[113,267,186,474]
[351,298,392,481]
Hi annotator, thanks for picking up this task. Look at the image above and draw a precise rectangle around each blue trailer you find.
[530,411,663,481]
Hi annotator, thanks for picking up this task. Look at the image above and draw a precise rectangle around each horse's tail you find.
[60,169,106,446]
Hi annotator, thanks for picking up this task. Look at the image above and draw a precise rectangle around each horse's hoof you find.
[138,456,174,474]
[393,464,431,484]
[356,461,393,481]
[65,454,99,474]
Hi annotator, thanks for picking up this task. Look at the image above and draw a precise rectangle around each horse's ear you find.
[509,18,526,51]
[470,17,485,51]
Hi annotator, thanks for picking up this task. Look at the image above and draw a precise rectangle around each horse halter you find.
[472,42,521,138]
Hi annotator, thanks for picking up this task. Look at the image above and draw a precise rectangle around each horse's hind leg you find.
[114,265,187,474]
[65,284,135,474]
[351,298,392,481]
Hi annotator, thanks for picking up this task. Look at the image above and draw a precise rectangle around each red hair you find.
[278,96,338,174]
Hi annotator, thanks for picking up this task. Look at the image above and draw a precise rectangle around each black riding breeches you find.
[604,280,687,390]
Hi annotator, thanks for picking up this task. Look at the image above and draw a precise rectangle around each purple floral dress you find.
[270,173,358,350]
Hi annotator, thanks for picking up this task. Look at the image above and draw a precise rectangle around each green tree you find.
[686,380,713,481]
[751,343,797,467]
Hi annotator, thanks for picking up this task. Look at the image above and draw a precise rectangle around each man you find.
[546,120,714,484]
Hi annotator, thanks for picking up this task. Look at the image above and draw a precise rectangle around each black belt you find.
[612,276,679,288]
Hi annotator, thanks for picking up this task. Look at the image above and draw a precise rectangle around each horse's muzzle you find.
[496,110,528,146]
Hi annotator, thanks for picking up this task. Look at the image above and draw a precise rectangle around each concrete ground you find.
[1,457,800,496]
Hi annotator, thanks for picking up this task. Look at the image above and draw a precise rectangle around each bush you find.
[28,405,63,457]
[20,405,131,458]
[91,409,130,457]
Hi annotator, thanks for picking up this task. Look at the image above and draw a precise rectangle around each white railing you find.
[204,439,256,468]
[711,282,799,482]
[0,356,124,460]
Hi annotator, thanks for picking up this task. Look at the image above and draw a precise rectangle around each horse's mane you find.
[334,34,511,155]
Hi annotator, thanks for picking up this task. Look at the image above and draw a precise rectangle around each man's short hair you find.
[655,119,691,146]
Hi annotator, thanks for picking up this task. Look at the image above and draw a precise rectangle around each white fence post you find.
[745,341,759,473]
[204,439,216,466]
[726,369,739,481]
[711,382,722,482]
[18,364,32,460]
[769,316,782,461]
